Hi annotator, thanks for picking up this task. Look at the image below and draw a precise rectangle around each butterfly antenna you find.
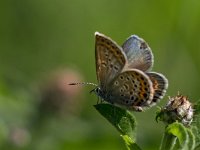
[68,82,98,87]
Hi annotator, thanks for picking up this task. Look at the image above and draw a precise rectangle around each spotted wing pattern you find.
[108,69,154,110]
[122,35,153,72]
[95,32,127,89]
[146,72,168,105]
[94,32,168,111]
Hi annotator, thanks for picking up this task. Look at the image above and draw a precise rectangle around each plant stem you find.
[160,131,177,150]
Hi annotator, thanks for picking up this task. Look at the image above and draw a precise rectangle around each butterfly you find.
[70,32,168,111]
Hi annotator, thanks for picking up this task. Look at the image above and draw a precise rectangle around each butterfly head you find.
[90,87,115,104]
[90,87,103,97]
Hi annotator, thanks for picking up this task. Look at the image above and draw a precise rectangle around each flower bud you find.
[157,94,193,126]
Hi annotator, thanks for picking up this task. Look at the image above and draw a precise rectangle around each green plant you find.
[94,95,200,150]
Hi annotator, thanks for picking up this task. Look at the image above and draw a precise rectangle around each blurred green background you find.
[0,0,200,150]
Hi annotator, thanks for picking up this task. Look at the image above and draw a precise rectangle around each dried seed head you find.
[157,93,194,126]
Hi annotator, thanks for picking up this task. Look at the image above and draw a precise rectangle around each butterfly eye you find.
[96,87,102,95]
[95,88,99,93]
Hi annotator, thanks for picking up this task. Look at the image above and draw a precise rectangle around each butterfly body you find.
[93,32,168,111]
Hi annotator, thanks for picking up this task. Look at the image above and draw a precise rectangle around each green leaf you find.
[192,126,200,150]
[192,100,200,148]
[167,122,188,149]
[94,104,137,139]
[160,122,194,150]
[186,128,195,150]
[160,128,177,150]
[121,135,142,150]
[193,100,200,127]
[94,104,141,150]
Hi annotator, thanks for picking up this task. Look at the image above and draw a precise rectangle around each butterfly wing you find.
[122,35,153,72]
[146,72,168,105]
[108,69,154,110]
[95,32,127,89]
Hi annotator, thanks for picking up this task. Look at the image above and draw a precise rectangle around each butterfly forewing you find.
[122,35,153,72]
[108,69,154,109]
[95,32,127,89]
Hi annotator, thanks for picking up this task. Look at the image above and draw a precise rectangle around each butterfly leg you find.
[96,97,104,104]
[96,97,100,104]
[130,106,144,112]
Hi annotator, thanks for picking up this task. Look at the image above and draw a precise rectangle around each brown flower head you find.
[156,93,193,126]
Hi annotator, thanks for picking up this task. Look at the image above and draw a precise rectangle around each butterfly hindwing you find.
[122,35,153,72]
[108,69,154,110]
[146,72,168,105]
